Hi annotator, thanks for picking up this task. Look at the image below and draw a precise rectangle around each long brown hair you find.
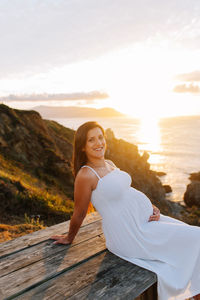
[72,121,105,177]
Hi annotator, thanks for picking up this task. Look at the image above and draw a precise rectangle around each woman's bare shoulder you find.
[75,167,97,185]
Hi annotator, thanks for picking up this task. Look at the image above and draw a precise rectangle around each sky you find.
[1,0,200,119]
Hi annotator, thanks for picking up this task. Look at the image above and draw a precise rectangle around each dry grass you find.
[0,223,46,243]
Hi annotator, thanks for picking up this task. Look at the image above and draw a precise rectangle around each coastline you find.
[49,115,200,204]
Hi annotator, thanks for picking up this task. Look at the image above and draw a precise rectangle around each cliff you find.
[0,104,182,242]
[181,171,200,226]
[184,171,200,208]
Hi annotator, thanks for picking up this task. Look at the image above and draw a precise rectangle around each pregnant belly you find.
[123,187,153,223]
[103,189,154,258]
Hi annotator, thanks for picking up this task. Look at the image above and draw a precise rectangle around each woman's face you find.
[83,127,106,161]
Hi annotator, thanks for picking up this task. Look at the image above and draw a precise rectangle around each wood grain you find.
[1,235,106,299]
[0,211,157,300]
[14,251,157,300]
[0,220,103,277]
[0,212,101,258]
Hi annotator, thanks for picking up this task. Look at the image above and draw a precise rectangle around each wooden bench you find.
[0,212,157,300]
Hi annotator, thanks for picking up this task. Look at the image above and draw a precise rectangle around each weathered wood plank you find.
[0,211,158,300]
[0,220,103,277]
[0,212,101,258]
[14,251,157,300]
[0,234,106,299]
[68,253,157,300]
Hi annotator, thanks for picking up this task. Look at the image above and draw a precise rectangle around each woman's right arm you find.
[51,171,93,244]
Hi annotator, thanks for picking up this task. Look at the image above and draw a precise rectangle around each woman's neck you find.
[87,157,106,168]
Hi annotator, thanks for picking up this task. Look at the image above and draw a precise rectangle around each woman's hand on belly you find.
[148,205,160,222]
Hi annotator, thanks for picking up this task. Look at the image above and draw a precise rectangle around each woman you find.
[51,121,200,300]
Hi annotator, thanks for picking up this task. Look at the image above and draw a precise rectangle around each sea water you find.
[50,115,200,204]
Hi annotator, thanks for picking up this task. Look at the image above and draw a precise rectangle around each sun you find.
[89,41,198,119]
[95,44,175,119]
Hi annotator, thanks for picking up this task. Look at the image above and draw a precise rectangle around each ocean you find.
[50,115,200,204]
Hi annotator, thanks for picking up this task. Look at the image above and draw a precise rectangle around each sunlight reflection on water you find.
[136,118,163,166]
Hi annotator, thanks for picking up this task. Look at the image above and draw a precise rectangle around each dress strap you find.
[81,165,101,180]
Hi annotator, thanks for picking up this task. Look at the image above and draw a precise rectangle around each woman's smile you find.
[94,146,104,151]
[83,127,106,159]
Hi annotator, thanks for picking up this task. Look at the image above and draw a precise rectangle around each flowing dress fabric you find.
[82,166,200,300]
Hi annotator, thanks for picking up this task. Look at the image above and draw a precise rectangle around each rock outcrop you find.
[163,185,172,193]
[156,171,167,176]
[189,172,200,182]
[184,172,200,207]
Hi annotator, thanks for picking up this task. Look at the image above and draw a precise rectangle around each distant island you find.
[33,105,126,118]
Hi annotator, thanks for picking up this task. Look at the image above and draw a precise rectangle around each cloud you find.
[0,91,109,102]
[175,71,200,82]
[173,83,200,94]
[1,0,200,78]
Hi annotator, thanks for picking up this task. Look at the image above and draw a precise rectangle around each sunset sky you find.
[1,0,200,118]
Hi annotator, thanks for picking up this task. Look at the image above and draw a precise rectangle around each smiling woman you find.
[72,121,106,178]
[82,128,106,160]
[51,120,200,300]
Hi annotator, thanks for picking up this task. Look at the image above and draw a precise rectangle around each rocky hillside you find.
[184,171,200,207]
[0,104,183,242]
[0,104,75,231]
[181,172,200,226]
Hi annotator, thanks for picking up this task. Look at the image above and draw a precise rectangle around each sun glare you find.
[94,42,200,119]
[136,117,163,166]
[99,44,176,118]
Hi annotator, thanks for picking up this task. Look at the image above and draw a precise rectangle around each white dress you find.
[81,165,200,300]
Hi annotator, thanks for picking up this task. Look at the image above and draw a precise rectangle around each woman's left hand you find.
[50,234,72,245]
[148,205,160,222]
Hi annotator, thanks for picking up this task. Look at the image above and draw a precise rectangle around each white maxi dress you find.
[82,165,200,300]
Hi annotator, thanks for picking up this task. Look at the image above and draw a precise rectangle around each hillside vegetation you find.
[0,104,76,241]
